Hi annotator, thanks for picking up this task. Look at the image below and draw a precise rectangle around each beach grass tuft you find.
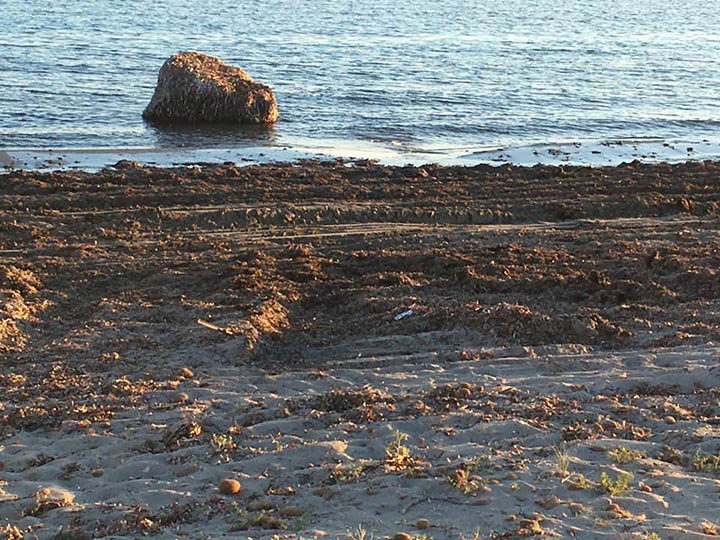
[608,447,647,465]
[599,471,634,496]
[692,450,720,473]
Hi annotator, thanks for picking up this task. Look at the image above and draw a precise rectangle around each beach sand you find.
[1,159,720,539]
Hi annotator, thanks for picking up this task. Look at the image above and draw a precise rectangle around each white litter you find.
[394,309,414,321]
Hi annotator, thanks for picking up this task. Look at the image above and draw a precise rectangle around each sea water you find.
[2,0,720,165]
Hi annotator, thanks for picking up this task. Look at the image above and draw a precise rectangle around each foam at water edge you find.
[3,137,720,172]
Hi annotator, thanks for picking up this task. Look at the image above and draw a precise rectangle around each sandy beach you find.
[2,159,720,539]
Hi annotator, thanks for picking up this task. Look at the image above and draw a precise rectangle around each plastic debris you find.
[394,309,414,321]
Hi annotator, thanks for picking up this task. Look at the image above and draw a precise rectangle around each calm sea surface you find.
[2,0,720,157]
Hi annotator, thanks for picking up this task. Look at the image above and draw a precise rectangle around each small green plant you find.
[447,467,487,495]
[385,430,413,471]
[465,456,493,475]
[566,472,590,490]
[553,446,571,478]
[271,436,288,452]
[334,463,367,483]
[288,516,309,532]
[599,471,634,496]
[230,510,288,531]
[1,524,24,540]
[464,527,483,540]
[608,447,647,465]
[693,450,720,473]
[524,519,545,535]
[59,462,81,481]
[210,433,237,453]
[346,525,373,540]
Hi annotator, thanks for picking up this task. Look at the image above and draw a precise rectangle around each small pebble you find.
[279,505,305,517]
[312,487,338,500]
[176,464,199,478]
[54,527,89,540]
[536,495,563,509]
[568,502,587,515]
[415,518,430,530]
[256,514,284,528]
[248,498,276,511]
[393,534,412,540]
[90,468,104,477]
[219,478,242,495]
[664,415,676,424]
[175,392,190,402]
[178,367,194,379]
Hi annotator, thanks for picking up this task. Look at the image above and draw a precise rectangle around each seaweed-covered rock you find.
[143,51,278,124]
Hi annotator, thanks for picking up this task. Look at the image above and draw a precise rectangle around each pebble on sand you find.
[279,505,306,517]
[219,478,242,495]
[178,367,194,379]
[415,518,431,529]
[247,498,276,511]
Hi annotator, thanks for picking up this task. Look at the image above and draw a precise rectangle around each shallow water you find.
[3,0,720,161]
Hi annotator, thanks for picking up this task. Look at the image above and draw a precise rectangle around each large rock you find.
[143,52,278,124]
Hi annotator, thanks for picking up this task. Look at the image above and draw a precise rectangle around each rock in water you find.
[143,51,278,124]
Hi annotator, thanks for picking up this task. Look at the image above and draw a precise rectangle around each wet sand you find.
[1,159,720,539]
[3,137,720,172]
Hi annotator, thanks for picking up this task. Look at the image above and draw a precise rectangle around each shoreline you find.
[2,136,720,172]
